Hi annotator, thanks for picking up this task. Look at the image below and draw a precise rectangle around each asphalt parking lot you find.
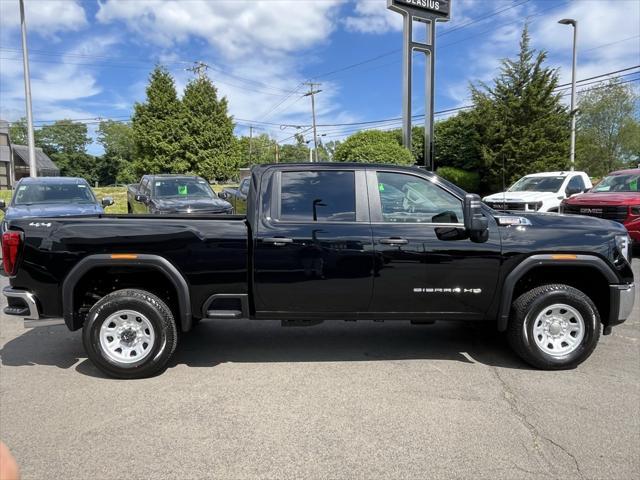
[0,262,638,480]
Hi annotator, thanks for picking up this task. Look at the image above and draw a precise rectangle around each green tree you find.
[238,133,278,166]
[470,24,570,191]
[8,118,30,145]
[132,66,187,176]
[37,120,96,181]
[96,120,136,185]
[279,134,311,163]
[333,130,414,165]
[576,79,640,177]
[434,111,482,171]
[181,75,238,180]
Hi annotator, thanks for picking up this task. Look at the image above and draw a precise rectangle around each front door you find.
[367,170,501,318]
[253,168,374,315]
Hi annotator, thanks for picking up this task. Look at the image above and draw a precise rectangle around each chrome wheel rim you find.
[532,303,585,357]
[99,310,155,364]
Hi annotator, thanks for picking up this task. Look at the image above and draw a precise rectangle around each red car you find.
[561,168,640,243]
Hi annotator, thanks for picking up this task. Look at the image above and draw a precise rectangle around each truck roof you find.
[17,176,89,185]
[523,171,587,177]
[609,168,640,176]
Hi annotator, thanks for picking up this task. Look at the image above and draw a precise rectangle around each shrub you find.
[436,166,480,193]
[334,130,414,165]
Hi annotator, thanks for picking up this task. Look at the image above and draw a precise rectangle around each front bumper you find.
[3,287,64,327]
[608,283,635,328]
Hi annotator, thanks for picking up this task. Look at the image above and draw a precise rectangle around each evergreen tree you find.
[132,66,187,176]
[434,111,481,171]
[470,24,570,191]
[181,75,238,180]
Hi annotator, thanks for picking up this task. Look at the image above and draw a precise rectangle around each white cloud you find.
[0,0,87,36]
[96,0,343,58]
[344,1,403,34]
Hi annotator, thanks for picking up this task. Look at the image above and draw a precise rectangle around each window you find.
[140,178,149,195]
[240,178,250,195]
[280,171,356,222]
[592,173,640,193]
[567,175,585,192]
[509,175,566,192]
[153,178,215,199]
[376,172,463,224]
[14,183,96,205]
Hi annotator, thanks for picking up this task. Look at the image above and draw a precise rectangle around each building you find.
[0,120,60,189]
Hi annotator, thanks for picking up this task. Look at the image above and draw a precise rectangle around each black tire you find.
[82,289,178,379]
[507,284,601,370]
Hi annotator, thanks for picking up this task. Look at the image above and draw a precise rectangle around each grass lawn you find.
[0,183,236,221]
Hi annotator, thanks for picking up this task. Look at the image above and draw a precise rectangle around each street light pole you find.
[559,18,578,172]
[19,0,37,177]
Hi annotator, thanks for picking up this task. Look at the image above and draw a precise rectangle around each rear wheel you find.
[507,284,600,370]
[82,289,178,379]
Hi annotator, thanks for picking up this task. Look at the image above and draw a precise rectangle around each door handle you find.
[263,237,294,246]
[379,237,408,245]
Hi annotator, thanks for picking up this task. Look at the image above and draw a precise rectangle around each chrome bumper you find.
[2,287,64,327]
[615,283,635,321]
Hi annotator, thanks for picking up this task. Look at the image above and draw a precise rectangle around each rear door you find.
[367,169,501,318]
[253,167,374,315]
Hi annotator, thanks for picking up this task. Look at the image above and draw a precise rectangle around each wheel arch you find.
[497,254,618,332]
[62,254,192,332]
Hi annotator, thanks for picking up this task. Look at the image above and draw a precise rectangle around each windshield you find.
[591,173,639,193]
[153,178,216,199]
[508,176,566,193]
[13,183,97,205]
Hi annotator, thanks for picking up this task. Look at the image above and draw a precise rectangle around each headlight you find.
[615,234,632,263]
[630,205,640,216]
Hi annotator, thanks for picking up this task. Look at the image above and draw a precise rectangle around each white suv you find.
[483,171,592,213]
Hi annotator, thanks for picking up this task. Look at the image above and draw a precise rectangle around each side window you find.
[140,178,149,195]
[376,172,463,224]
[567,175,585,192]
[279,171,356,222]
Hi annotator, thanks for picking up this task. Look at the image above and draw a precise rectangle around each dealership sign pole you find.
[387,0,450,170]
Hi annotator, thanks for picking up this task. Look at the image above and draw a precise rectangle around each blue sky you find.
[1,0,639,154]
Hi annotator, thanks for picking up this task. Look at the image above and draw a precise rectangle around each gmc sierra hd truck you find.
[2,164,635,378]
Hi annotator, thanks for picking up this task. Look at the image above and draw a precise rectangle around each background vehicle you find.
[218,176,250,214]
[0,177,112,233]
[3,164,634,378]
[483,171,591,212]
[127,174,232,214]
[561,168,640,243]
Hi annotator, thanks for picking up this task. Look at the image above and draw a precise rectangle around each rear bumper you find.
[608,283,635,328]
[2,287,64,327]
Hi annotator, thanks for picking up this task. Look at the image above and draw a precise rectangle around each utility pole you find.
[186,61,209,79]
[248,125,253,165]
[275,143,280,163]
[303,82,322,162]
[559,18,578,171]
[19,0,37,177]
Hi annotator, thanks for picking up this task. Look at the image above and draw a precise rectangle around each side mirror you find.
[135,194,149,203]
[464,194,489,240]
[217,191,228,200]
[565,187,581,196]
[101,197,114,207]
[0,199,5,211]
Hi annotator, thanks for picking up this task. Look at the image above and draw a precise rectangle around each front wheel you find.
[507,284,601,370]
[82,289,178,379]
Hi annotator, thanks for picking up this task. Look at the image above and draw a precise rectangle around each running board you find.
[206,310,243,319]
[202,294,249,319]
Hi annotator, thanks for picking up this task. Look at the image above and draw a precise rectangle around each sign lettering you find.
[390,0,451,17]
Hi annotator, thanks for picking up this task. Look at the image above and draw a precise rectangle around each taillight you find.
[2,231,23,276]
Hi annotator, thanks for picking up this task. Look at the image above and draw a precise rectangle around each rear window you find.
[279,171,356,222]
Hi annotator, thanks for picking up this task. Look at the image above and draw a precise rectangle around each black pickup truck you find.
[127,174,233,214]
[2,164,635,378]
